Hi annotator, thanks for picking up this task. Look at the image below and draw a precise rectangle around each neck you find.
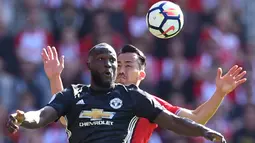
[123,82,140,87]
[90,80,115,92]
[135,81,140,87]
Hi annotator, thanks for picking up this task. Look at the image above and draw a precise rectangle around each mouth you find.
[104,71,112,77]
[117,75,126,80]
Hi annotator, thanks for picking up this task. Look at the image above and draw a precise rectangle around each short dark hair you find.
[118,44,146,70]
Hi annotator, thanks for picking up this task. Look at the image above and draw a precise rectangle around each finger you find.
[9,122,19,130]
[227,65,238,75]
[43,48,50,61]
[52,47,58,60]
[205,133,215,141]
[235,71,246,81]
[7,125,17,134]
[236,78,247,86]
[60,55,65,67]
[41,53,47,63]
[232,67,242,77]
[6,120,19,133]
[222,138,227,143]
[217,68,223,79]
[212,138,216,142]
[9,115,17,122]
[9,124,18,134]
[47,46,54,60]
[16,110,24,115]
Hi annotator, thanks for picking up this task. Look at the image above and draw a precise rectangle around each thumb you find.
[60,56,65,67]
[217,68,223,79]
[16,110,25,123]
[16,110,23,115]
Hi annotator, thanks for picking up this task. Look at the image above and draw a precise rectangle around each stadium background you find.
[0,0,255,142]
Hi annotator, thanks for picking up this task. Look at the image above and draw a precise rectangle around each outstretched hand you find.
[6,110,25,134]
[216,65,247,95]
[41,46,64,80]
[204,129,227,143]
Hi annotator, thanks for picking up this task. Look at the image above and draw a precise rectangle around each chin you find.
[101,81,113,88]
[117,78,127,84]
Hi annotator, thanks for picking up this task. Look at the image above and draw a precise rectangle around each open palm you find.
[216,65,247,95]
[41,46,64,79]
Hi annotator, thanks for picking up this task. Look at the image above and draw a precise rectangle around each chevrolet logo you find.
[79,109,115,121]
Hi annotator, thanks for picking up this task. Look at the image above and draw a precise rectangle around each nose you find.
[118,65,125,73]
[104,60,111,68]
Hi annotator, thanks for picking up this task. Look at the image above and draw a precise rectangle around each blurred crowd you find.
[1,0,255,143]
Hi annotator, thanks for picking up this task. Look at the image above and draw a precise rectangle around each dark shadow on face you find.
[88,43,117,88]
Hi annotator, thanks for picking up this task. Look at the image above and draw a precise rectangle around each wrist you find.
[215,88,227,98]
[49,75,61,81]
[200,126,211,138]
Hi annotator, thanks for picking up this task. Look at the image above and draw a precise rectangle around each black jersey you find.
[47,84,164,143]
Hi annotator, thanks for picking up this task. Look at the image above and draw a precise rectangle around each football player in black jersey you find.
[7,43,226,143]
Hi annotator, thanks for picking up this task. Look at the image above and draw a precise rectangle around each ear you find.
[87,62,91,70]
[139,71,146,80]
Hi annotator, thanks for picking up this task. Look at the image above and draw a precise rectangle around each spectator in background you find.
[128,0,148,40]
[13,0,51,34]
[50,2,85,40]
[132,35,161,94]
[42,123,67,143]
[15,8,53,66]
[149,132,163,143]
[80,10,125,53]
[0,0,14,32]
[232,104,255,143]
[0,15,18,75]
[0,58,18,111]
[0,105,10,143]
[57,26,83,86]
[15,90,44,143]
[245,44,255,104]
[159,38,191,100]
[13,8,53,108]
[207,10,241,69]
[102,0,126,34]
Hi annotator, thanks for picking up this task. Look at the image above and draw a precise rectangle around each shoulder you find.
[114,83,132,92]
[152,96,172,105]
[68,84,90,98]
[71,84,89,91]
[113,84,145,96]
[126,84,152,97]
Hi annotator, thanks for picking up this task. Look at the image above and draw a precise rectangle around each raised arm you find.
[41,46,67,126]
[178,65,246,125]
[41,46,64,95]
[129,85,226,142]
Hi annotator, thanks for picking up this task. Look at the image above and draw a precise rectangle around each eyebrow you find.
[117,61,133,63]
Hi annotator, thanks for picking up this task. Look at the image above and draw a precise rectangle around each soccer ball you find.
[146,1,184,39]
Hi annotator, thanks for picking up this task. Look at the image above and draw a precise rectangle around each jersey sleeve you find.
[153,96,181,115]
[128,85,165,122]
[46,87,74,120]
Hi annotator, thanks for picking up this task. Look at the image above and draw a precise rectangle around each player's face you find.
[117,53,143,86]
[89,47,117,87]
